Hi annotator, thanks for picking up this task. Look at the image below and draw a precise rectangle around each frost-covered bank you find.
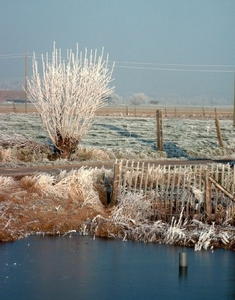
[0,169,235,251]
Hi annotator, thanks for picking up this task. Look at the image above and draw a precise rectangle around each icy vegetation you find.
[0,169,234,250]
[1,113,235,250]
[0,113,235,166]
[0,168,107,241]
[27,44,114,159]
[89,190,234,251]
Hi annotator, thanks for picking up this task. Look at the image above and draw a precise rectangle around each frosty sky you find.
[0,0,235,104]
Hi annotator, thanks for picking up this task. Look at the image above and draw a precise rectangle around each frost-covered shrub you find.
[27,43,115,159]
[129,93,149,105]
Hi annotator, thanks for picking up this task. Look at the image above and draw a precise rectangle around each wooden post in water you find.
[215,116,224,147]
[204,170,212,220]
[110,163,120,207]
[179,252,188,268]
[156,109,163,151]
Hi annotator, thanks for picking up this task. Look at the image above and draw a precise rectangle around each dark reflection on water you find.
[0,235,235,300]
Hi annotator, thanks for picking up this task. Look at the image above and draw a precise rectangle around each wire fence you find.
[0,106,234,160]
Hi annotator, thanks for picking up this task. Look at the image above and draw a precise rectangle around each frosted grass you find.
[0,113,235,164]
[0,113,47,141]
[85,117,235,159]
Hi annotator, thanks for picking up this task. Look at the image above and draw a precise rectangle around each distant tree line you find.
[107,93,158,106]
[107,92,231,106]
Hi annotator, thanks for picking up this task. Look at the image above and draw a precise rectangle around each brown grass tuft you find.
[73,146,115,162]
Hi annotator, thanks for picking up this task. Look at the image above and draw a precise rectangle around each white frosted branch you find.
[26,43,115,156]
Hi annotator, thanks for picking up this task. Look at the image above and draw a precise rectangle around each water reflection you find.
[179,266,188,279]
[0,235,235,300]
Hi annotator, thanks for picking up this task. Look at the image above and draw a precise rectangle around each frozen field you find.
[0,113,235,164]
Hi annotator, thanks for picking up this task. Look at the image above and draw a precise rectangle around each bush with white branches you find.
[27,43,115,159]
[129,93,149,105]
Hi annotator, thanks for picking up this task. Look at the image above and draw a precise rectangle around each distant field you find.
[0,102,233,119]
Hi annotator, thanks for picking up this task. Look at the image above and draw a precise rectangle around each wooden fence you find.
[111,160,235,223]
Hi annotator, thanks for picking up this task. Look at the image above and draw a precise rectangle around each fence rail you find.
[112,160,235,223]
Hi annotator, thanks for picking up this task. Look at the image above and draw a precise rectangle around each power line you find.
[114,65,234,73]
[0,54,25,59]
[112,60,235,68]
[0,52,234,73]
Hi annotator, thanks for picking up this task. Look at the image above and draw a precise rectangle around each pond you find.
[0,234,235,300]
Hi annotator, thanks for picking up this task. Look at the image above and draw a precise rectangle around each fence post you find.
[202,107,205,117]
[110,163,120,207]
[12,103,16,113]
[156,109,163,151]
[204,170,212,220]
[215,116,224,147]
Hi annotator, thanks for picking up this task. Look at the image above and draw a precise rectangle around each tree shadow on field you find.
[164,142,189,158]
[97,124,189,158]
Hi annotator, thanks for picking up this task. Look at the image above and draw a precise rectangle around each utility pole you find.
[233,71,235,126]
[24,51,28,113]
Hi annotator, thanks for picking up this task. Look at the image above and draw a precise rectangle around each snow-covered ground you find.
[0,113,235,163]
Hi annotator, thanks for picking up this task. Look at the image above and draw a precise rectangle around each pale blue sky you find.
[0,0,235,104]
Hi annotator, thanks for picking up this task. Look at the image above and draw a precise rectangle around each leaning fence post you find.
[156,109,163,151]
[204,170,212,220]
[110,163,120,207]
[215,116,224,147]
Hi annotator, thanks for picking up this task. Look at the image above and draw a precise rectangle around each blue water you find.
[0,235,235,300]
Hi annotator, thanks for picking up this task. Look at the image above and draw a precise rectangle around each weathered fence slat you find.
[110,163,120,207]
[204,170,212,219]
[133,161,139,193]
[114,160,235,222]
[149,164,155,196]
[154,167,159,219]
[144,163,150,196]
[139,162,145,192]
